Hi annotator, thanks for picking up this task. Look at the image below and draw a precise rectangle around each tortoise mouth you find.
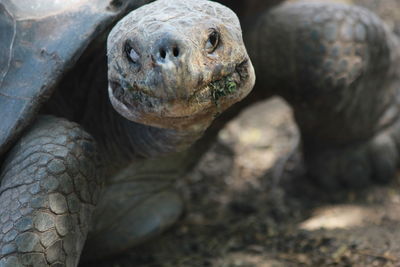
[109,59,253,127]
[189,59,250,106]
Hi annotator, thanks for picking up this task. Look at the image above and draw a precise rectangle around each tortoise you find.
[1,0,400,266]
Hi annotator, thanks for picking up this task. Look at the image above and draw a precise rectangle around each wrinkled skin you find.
[243,0,400,188]
[0,0,255,265]
[107,0,254,130]
[1,0,400,266]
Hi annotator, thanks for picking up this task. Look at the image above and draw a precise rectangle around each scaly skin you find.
[0,0,255,265]
[81,0,254,259]
[2,0,400,265]
[0,116,102,266]
[107,0,254,130]
[244,0,400,188]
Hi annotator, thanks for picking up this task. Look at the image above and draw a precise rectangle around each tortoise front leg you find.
[0,116,102,267]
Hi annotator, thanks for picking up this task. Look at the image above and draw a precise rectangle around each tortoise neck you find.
[44,43,208,171]
[78,49,207,164]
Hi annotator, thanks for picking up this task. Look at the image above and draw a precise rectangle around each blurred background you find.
[84,1,400,266]
[88,94,400,266]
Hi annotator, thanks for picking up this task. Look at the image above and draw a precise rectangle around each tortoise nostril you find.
[173,47,179,57]
[159,48,167,59]
[155,38,183,62]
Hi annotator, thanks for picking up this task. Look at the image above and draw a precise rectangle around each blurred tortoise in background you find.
[1,0,400,266]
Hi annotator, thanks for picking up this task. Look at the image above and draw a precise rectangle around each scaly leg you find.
[0,116,102,266]
[245,1,400,188]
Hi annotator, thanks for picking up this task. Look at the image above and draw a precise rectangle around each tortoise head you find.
[107,0,255,130]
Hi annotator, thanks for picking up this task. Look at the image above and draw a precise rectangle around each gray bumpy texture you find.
[0,116,102,266]
[246,1,400,188]
[2,0,400,266]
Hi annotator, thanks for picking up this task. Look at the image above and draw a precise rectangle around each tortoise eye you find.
[206,29,220,53]
[125,42,140,64]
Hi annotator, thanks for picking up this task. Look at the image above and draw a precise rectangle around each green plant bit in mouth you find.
[210,76,238,117]
[211,76,237,101]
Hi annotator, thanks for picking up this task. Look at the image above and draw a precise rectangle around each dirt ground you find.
[81,1,400,265]
[85,97,400,267]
